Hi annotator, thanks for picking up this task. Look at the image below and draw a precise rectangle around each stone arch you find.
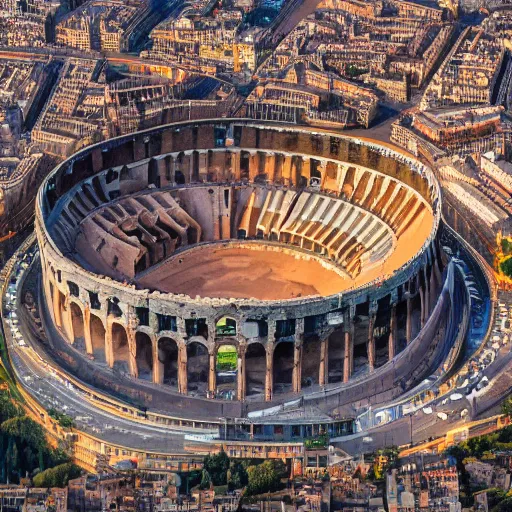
[187,341,208,395]
[353,303,370,376]
[135,332,153,381]
[90,314,106,363]
[112,323,130,374]
[215,343,238,400]
[215,316,237,337]
[301,335,321,388]
[245,342,266,397]
[69,301,84,345]
[327,327,344,384]
[158,337,179,388]
[273,341,294,394]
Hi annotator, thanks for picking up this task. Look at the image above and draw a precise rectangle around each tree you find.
[501,397,512,418]
[227,461,247,490]
[203,451,230,486]
[246,460,283,496]
[199,470,211,490]
[33,463,81,488]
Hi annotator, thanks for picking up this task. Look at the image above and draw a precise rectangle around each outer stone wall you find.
[35,119,443,405]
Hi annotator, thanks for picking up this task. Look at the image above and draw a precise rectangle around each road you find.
[4,250,196,454]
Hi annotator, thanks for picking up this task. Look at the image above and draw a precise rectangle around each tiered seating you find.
[237,164,430,278]
[51,173,202,278]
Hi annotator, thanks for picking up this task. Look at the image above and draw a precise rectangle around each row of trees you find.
[0,390,80,485]
[199,451,287,495]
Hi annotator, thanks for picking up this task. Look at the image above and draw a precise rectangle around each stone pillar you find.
[265,344,273,402]
[209,350,216,394]
[293,319,303,393]
[188,151,195,183]
[248,151,259,181]
[237,345,246,401]
[292,341,302,393]
[231,150,241,181]
[368,302,377,372]
[418,273,426,328]
[282,154,293,185]
[406,293,413,344]
[178,344,187,394]
[83,304,93,355]
[53,283,62,328]
[430,263,437,312]
[319,337,328,386]
[388,302,397,361]
[343,309,354,383]
[301,156,311,183]
[105,316,115,369]
[126,312,138,378]
[62,296,73,343]
[264,152,276,181]
[423,267,430,322]
[153,336,162,385]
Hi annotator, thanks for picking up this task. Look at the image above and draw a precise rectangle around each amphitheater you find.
[34,119,463,433]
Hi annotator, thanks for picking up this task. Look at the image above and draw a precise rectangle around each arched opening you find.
[70,302,84,349]
[245,343,266,396]
[396,300,408,354]
[328,327,344,384]
[90,314,106,363]
[216,317,237,337]
[216,344,237,400]
[112,323,130,374]
[353,303,369,376]
[56,289,66,330]
[158,337,179,388]
[273,341,294,394]
[374,297,390,369]
[187,341,208,395]
[135,332,153,381]
[301,336,320,388]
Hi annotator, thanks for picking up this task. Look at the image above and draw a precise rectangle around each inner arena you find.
[35,119,455,416]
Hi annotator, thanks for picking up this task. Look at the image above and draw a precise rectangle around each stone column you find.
[53,283,62,328]
[301,156,311,183]
[388,302,397,361]
[188,150,195,183]
[368,302,377,372]
[292,341,302,393]
[293,319,304,393]
[319,337,328,386]
[126,312,138,378]
[178,344,188,394]
[282,154,293,185]
[83,304,93,355]
[264,152,276,181]
[237,345,246,401]
[62,296,73,343]
[208,349,216,395]
[430,263,437,312]
[153,336,163,385]
[423,267,430,322]
[248,151,259,181]
[105,316,115,369]
[231,149,241,181]
[418,273,426,328]
[343,309,354,383]
[265,344,273,402]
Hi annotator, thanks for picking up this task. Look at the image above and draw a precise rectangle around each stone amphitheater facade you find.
[35,119,446,411]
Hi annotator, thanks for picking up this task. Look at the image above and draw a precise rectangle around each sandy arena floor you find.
[137,246,348,300]
[137,209,433,301]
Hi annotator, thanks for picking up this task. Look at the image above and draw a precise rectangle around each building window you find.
[136,307,149,326]
[68,281,79,297]
[157,314,177,332]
